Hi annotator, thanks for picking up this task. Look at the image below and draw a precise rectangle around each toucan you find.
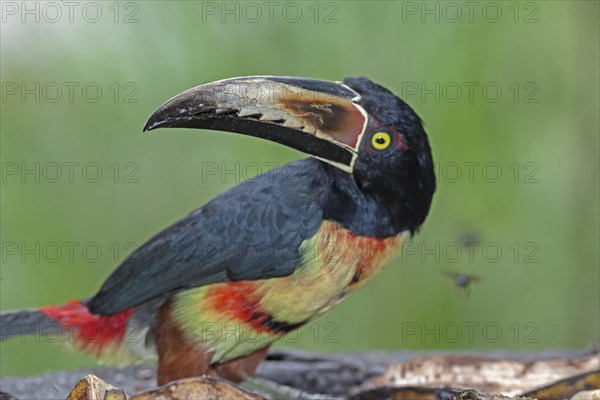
[0,76,435,385]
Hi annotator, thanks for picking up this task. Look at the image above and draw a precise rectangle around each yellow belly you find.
[170,221,407,363]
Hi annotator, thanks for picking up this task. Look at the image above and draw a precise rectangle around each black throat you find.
[318,161,432,238]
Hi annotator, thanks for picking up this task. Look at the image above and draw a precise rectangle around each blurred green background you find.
[1,1,598,376]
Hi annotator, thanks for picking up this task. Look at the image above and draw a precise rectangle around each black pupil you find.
[376,136,386,144]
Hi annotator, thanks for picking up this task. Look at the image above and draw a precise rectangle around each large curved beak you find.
[143,76,368,172]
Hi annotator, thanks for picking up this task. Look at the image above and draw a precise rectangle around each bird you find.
[0,76,436,385]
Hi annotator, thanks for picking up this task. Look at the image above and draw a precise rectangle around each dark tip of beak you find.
[142,120,154,132]
[143,94,195,132]
[143,113,164,132]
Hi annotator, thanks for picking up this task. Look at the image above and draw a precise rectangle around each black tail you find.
[0,309,58,341]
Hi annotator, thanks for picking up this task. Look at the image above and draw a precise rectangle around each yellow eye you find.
[371,132,392,150]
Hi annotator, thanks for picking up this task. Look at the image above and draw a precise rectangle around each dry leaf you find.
[67,374,126,400]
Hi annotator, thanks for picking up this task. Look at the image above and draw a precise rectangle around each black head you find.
[343,77,436,230]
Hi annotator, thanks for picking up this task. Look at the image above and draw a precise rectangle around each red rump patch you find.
[39,300,132,356]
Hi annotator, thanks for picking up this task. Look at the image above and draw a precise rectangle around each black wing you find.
[87,159,328,315]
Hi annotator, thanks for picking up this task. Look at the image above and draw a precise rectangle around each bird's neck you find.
[317,161,416,237]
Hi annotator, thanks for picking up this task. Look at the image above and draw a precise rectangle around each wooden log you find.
[0,348,598,399]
